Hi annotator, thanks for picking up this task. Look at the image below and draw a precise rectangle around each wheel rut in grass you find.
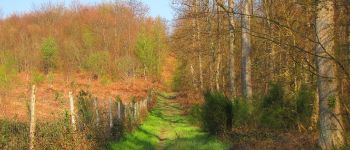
[108,92,229,150]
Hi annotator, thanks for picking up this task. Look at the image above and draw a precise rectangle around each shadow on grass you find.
[108,92,229,150]
[164,134,229,150]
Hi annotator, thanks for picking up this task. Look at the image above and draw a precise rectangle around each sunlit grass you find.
[108,92,229,150]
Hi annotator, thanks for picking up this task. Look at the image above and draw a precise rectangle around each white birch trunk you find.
[216,54,221,91]
[190,64,198,90]
[69,92,77,131]
[316,0,344,149]
[228,0,236,96]
[29,85,36,150]
[241,0,253,98]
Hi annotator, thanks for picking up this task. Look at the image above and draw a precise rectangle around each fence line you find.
[27,87,155,148]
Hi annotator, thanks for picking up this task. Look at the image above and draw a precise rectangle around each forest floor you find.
[108,92,229,150]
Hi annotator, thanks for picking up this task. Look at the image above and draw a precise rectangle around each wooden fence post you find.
[29,85,36,150]
[94,97,100,127]
[117,100,121,120]
[132,102,136,120]
[109,97,113,129]
[69,92,77,131]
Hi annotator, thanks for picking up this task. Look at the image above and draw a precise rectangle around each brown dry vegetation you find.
[0,72,159,122]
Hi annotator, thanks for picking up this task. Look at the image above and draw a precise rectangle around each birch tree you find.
[241,0,253,98]
[316,0,344,149]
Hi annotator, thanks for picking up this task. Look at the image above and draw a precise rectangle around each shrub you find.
[0,64,16,91]
[47,71,55,86]
[31,71,45,85]
[189,104,202,125]
[0,120,28,149]
[41,37,58,74]
[82,51,110,77]
[202,91,232,135]
[259,83,296,129]
[77,90,94,128]
[171,62,187,91]
[232,98,253,127]
[0,52,17,92]
[296,84,315,128]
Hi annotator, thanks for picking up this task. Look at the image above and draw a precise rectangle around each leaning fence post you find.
[29,85,36,150]
[69,91,77,131]
[109,97,113,128]
[94,97,100,127]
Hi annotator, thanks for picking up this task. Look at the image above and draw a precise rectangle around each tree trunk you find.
[228,0,236,97]
[241,0,253,98]
[316,0,344,149]
[216,54,222,91]
[195,0,204,90]
[190,64,198,90]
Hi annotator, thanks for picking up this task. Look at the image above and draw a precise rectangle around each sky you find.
[0,0,174,21]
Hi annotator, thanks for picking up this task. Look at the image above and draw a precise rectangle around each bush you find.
[232,98,253,127]
[259,83,296,129]
[0,64,16,91]
[202,91,232,135]
[77,90,94,128]
[171,62,187,91]
[189,104,202,125]
[296,84,315,128]
[41,37,58,74]
[82,51,110,77]
[31,71,45,85]
[0,52,17,92]
[0,120,28,149]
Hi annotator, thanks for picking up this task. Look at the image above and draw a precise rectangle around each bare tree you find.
[316,0,344,149]
[241,0,253,98]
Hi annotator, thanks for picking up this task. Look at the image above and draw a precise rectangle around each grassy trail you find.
[108,93,229,150]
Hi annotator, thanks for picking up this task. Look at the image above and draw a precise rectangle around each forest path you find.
[108,92,229,150]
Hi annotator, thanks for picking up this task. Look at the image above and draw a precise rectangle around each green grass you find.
[108,93,229,150]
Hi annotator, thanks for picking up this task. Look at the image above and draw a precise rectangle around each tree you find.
[241,0,253,98]
[316,0,344,149]
[41,37,58,74]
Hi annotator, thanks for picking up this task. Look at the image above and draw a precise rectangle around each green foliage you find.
[41,37,58,73]
[82,26,95,49]
[202,91,233,135]
[0,51,17,91]
[77,90,94,127]
[47,71,55,85]
[171,62,187,91]
[135,30,160,75]
[296,84,315,128]
[135,19,167,77]
[189,104,202,125]
[83,51,110,76]
[0,120,28,149]
[260,83,296,129]
[100,74,112,86]
[328,95,336,109]
[31,71,45,85]
[232,98,253,127]
[0,65,16,91]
